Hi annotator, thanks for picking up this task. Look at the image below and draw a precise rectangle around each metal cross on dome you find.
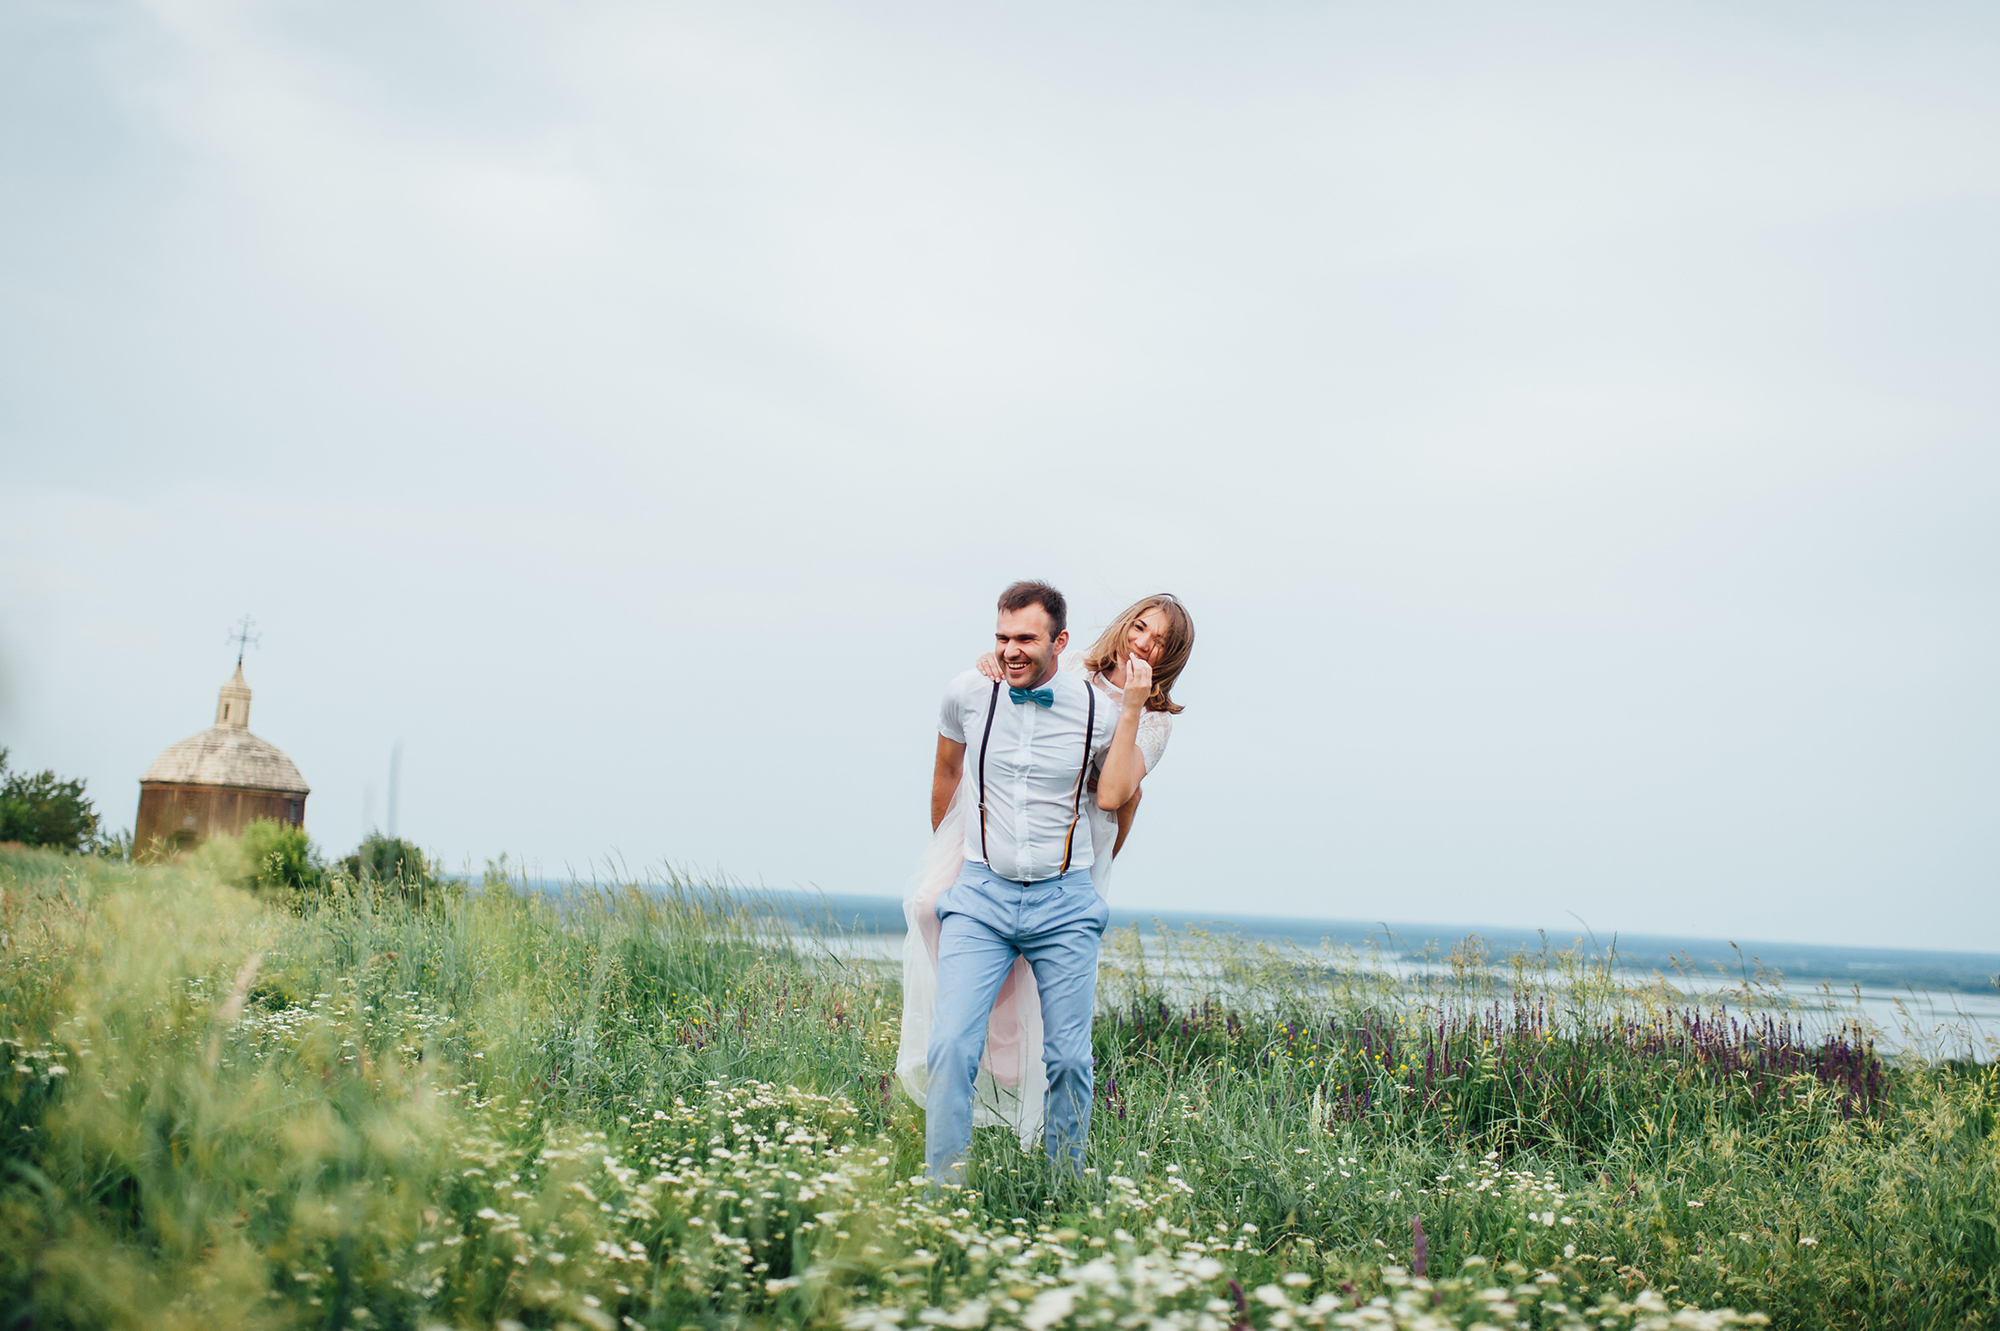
[227,614,261,667]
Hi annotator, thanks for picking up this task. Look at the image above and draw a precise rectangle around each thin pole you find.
[387,743,402,840]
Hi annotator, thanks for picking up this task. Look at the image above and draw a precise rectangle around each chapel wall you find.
[136,783,307,855]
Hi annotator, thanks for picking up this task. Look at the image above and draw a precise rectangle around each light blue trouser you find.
[925,859,1109,1184]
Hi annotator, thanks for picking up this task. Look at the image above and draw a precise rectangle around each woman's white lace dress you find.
[895,656,1174,1149]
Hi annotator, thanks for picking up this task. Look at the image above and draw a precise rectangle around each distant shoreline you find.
[519,878,2000,996]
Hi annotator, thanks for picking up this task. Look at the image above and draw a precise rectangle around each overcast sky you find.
[4,1,1997,952]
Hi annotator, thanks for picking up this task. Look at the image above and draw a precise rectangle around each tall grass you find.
[1,845,1993,1330]
[1079,927,1998,1328]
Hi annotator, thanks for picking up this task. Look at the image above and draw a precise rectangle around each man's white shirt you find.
[939,665,1120,882]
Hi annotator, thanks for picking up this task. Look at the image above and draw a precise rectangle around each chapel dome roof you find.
[141,728,310,794]
[140,664,310,794]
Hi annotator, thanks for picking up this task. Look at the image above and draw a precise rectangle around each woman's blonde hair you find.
[1083,594,1195,714]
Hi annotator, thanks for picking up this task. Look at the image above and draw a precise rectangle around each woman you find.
[896,594,1195,1149]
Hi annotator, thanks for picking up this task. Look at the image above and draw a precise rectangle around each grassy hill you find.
[2,844,1994,1329]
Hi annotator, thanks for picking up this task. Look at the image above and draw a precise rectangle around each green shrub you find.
[340,831,441,900]
[91,827,133,860]
[239,817,322,893]
[0,748,100,852]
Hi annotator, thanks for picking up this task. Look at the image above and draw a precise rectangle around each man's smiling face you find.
[995,605,1067,690]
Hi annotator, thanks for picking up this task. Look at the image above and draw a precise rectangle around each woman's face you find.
[1125,607,1171,665]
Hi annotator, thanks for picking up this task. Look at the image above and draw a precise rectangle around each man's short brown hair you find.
[996,580,1067,638]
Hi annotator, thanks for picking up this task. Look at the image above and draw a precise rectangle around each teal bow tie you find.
[1008,685,1055,708]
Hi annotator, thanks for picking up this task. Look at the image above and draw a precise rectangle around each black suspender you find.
[1058,681,1096,876]
[975,679,1001,866]
[974,675,1097,879]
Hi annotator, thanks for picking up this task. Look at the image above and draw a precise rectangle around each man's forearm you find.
[931,771,961,831]
[932,736,967,831]
[1112,788,1142,857]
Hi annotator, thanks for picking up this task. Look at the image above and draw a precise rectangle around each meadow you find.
[1,842,1995,1330]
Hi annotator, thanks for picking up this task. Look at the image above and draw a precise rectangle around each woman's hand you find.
[1121,653,1153,710]
[975,652,1003,682]
[1098,656,1152,810]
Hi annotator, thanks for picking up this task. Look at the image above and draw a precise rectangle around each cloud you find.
[4,0,1999,948]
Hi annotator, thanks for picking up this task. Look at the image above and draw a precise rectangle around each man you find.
[925,579,1146,1183]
